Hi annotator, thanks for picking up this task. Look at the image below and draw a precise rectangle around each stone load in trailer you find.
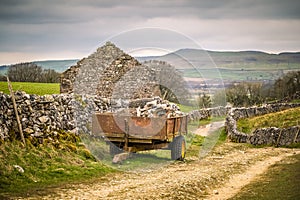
[92,96,188,161]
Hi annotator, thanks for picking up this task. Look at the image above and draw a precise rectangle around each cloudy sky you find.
[0,0,299,65]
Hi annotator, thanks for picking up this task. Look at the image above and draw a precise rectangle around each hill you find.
[138,49,300,69]
[33,59,78,72]
[137,49,300,81]
[1,50,299,82]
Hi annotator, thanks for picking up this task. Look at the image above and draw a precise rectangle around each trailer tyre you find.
[171,136,186,161]
[109,144,122,156]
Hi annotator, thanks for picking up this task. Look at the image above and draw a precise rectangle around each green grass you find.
[237,107,300,134]
[0,137,115,199]
[186,116,225,137]
[177,103,197,113]
[109,150,173,171]
[198,116,226,126]
[230,153,300,200]
[291,99,300,103]
[73,135,175,172]
[0,81,60,95]
[80,136,172,171]
[217,128,228,143]
[187,127,227,158]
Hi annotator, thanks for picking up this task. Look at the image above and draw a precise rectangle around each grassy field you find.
[237,107,300,134]
[182,67,295,81]
[180,60,300,81]
[0,81,60,95]
[230,153,300,200]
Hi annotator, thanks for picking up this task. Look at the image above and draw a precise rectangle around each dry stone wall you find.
[226,103,300,146]
[0,91,110,142]
[188,106,230,121]
[1,89,299,148]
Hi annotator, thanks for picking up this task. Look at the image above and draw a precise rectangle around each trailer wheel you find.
[171,136,186,161]
[109,144,122,156]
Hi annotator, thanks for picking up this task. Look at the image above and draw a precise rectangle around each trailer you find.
[92,112,188,160]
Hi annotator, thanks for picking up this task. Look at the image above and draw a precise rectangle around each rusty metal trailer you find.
[92,112,188,160]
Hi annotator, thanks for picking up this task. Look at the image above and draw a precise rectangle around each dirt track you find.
[23,124,300,200]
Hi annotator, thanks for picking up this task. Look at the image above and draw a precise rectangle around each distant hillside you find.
[0,59,78,75]
[137,49,300,81]
[1,50,299,82]
[33,59,78,72]
[137,49,300,69]
[0,65,8,75]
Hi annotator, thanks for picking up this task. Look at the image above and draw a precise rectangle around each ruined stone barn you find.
[60,42,189,102]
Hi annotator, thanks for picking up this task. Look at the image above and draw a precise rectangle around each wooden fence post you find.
[7,76,26,146]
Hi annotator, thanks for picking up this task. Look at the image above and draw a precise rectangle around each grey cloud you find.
[0,0,299,64]
[177,0,300,20]
[0,0,300,25]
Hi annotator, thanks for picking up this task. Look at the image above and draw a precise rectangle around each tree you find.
[212,89,227,107]
[40,69,60,83]
[226,82,264,107]
[197,93,212,108]
[0,74,6,81]
[226,83,248,107]
[7,62,60,83]
[8,62,42,82]
[247,82,263,105]
[143,60,191,104]
[272,71,300,101]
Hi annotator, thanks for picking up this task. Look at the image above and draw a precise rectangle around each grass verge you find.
[230,153,300,200]
[0,81,60,95]
[0,137,115,199]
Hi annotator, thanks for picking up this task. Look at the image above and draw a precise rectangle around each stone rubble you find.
[60,42,159,99]
[130,97,185,118]
[60,41,128,95]
[13,165,24,173]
